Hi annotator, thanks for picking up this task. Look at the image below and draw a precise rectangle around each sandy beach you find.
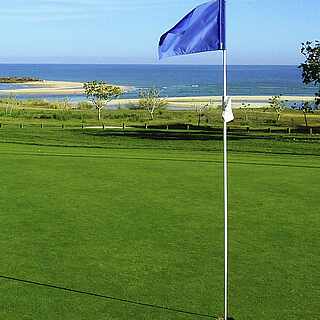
[0,80,129,95]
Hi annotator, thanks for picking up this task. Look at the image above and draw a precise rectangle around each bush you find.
[77,102,93,110]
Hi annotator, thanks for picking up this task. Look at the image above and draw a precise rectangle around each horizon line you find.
[0,62,300,66]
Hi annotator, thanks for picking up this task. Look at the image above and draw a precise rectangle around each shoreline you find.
[0,80,316,108]
[114,95,315,108]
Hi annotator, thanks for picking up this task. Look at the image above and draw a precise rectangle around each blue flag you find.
[159,0,225,59]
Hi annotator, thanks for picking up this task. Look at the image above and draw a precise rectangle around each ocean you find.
[0,64,316,100]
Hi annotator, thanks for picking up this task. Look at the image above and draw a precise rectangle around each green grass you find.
[0,128,319,320]
[1,97,320,129]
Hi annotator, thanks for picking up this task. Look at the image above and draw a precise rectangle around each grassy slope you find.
[0,128,319,320]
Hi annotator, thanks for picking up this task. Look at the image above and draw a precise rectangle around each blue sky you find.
[1,0,319,64]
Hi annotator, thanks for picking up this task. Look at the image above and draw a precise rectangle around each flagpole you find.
[223,48,228,320]
[158,0,228,317]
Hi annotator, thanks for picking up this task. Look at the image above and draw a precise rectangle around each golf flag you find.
[158,2,231,319]
[222,97,234,123]
[159,0,225,59]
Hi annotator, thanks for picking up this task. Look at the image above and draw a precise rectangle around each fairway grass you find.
[0,129,319,320]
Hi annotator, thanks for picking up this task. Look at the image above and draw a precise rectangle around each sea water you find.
[0,64,316,101]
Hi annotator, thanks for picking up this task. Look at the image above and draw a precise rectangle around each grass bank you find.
[0,97,320,131]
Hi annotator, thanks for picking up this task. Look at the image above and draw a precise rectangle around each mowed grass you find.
[0,128,319,320]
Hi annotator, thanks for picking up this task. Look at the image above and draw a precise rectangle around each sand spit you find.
[0,80,129,95]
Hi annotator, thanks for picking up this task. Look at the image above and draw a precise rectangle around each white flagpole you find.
[223,49,228,320]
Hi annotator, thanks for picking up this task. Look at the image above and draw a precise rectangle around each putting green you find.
[0,139,319,320]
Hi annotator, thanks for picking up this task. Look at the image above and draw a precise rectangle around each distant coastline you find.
[0,76,42,83]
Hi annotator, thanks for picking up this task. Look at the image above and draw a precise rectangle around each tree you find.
[300,101,313,129]
[138,88,167,120]
[268,95,286,122]
[55,98,72,121]
[240,102,251,122]
[194,103,209,127]
[5,95,19,116]
[83,81,123,121]
[299,41,320,107]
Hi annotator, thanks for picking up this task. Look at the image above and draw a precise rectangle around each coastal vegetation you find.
[0,76,42,83]
[0,96,319,132]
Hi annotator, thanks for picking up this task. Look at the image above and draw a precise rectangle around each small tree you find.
[138,88,167,120]
[194,103,209,127]
[55,98,72,121]
[241,102,251,122]
[299,41,320,107]
[3,95,20,117]
[268,95,286,122]
[300,101,313,129]
[83,81,123,121]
